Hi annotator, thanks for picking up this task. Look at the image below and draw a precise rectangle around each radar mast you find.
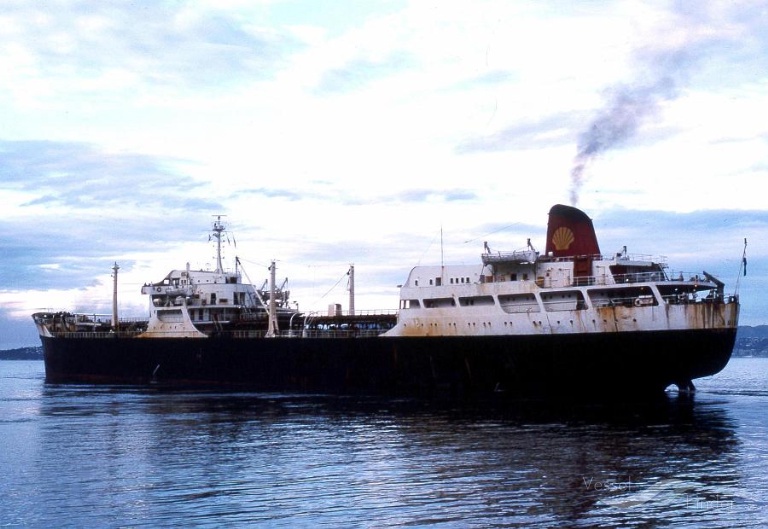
[211,215,227,273]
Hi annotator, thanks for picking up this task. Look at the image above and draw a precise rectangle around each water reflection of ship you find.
[140,393,745,525]
[35,379,744,526]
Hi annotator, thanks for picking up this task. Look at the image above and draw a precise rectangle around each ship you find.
[33,205,741,399]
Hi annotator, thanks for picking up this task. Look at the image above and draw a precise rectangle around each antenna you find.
[440,225,445,283]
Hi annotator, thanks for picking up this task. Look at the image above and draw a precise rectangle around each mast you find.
[266,260,279,337]
[111,262,120,332]
[348,264,355,316]
[211,215,226,273]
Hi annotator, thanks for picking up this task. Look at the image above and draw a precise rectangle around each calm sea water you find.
[1,358,767,528]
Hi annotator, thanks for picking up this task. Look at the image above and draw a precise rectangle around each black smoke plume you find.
[570,74,679,205]
[569,47,692,205]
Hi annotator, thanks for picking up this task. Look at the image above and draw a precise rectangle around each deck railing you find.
[532,271,722,289]
[50,330,147,339]
[50,328,390,339]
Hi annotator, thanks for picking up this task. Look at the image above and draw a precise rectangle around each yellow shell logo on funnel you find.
[552,226,575,251]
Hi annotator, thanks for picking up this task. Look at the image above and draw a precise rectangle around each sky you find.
[1,0,767,349]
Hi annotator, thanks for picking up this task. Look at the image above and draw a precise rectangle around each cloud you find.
[1,1,302,97]
[569,1,768,205]
[234,184,479,207]
[455,113,578,154]
[238,187,307,201]
[594,208,763,280]
[0,139,224,292]
[393,188,479,203]
[314,52,417,95]
[1,140,217,210]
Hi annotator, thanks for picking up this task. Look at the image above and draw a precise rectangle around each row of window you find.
[415,274,532,287]
[414,276,472,287]
[401,287,658,312]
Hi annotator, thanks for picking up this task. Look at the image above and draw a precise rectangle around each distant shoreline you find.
[0,347,43,360]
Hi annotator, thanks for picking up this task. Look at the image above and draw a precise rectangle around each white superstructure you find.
[386,251,737,337]
[386,205,740,338]
[139,216,294,337]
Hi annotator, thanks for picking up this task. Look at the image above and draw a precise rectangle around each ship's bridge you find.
[401,264,484,289]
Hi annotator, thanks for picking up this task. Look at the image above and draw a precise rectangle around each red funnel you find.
[545,204,601,257]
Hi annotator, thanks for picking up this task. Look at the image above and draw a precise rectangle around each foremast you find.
[111,262,121,332]
[267,260,279,337]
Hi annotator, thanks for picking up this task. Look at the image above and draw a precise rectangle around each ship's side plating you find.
[38,325,736,397]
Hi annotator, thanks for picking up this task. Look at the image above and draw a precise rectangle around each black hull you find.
[40,328,737,399]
